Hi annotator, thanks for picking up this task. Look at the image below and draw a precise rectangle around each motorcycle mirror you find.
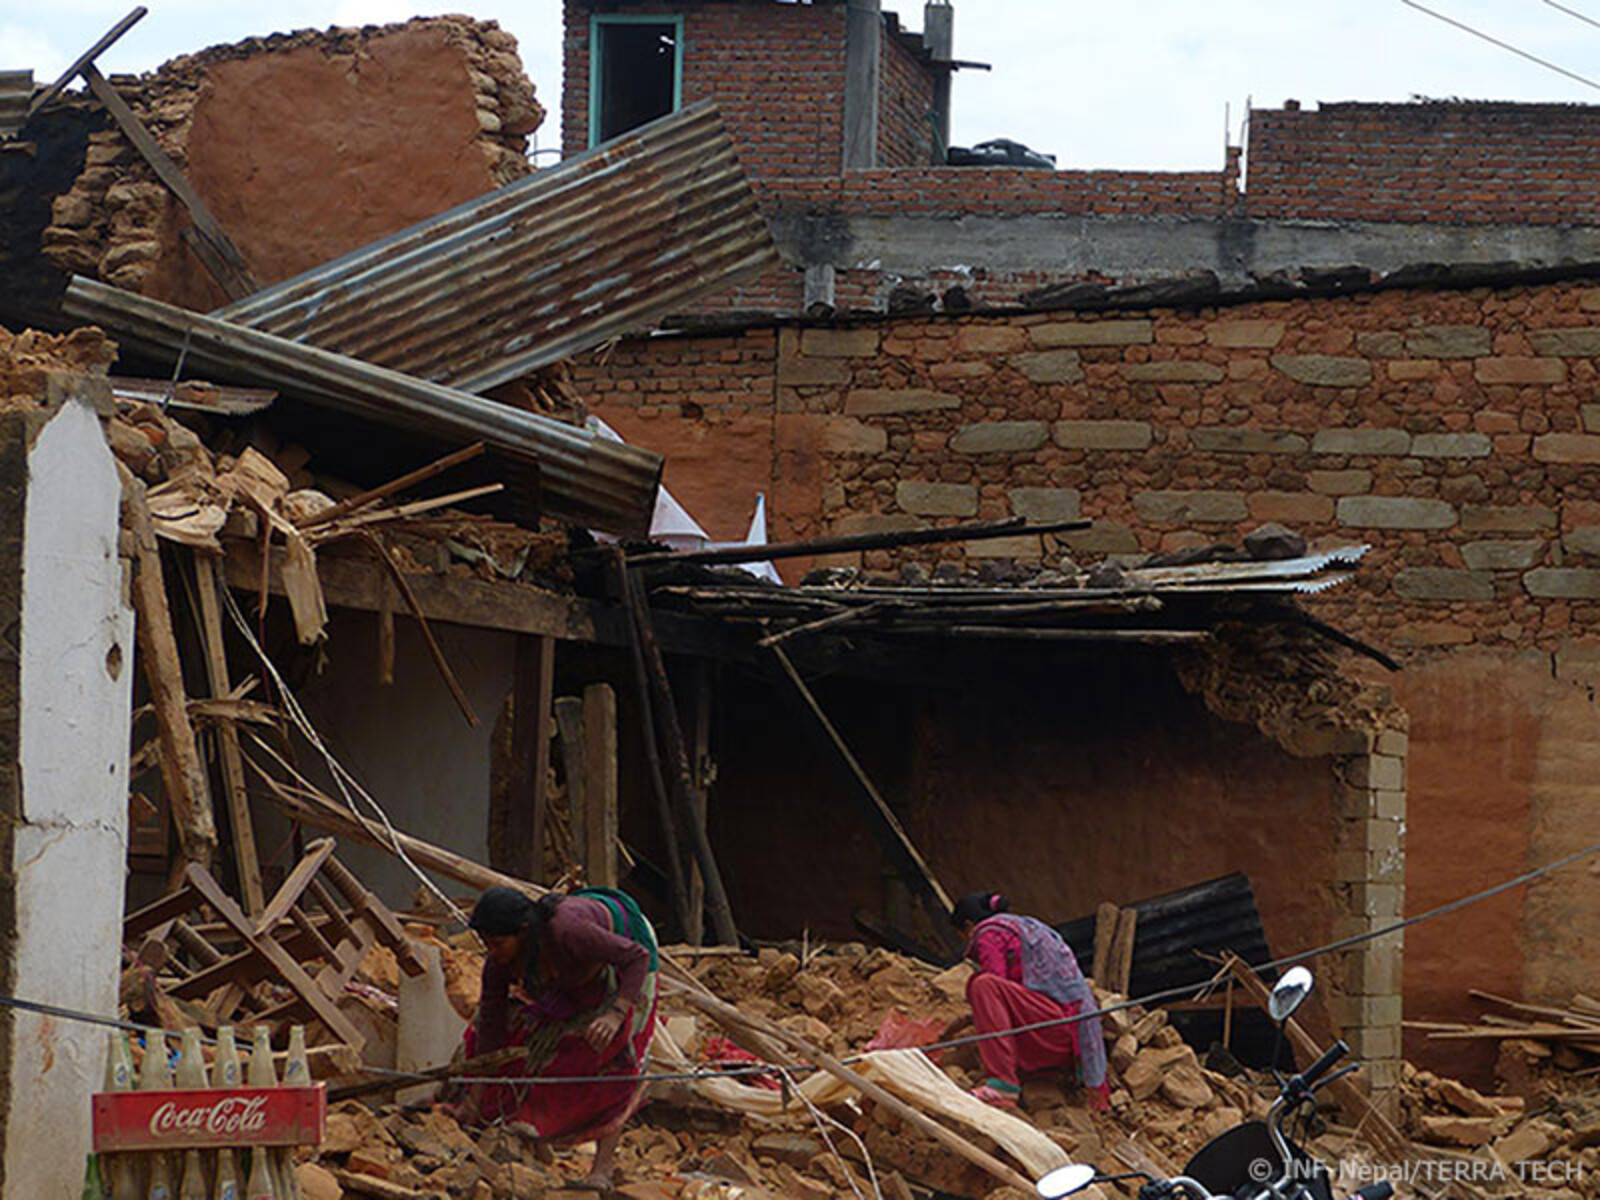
[1036,1164,1098,1198]
[1269,966,1315,1022]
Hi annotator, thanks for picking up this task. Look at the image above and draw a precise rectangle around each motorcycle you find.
[1034,966,1395,1200]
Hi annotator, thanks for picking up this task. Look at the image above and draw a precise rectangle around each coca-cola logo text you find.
[148,1095,269,1139]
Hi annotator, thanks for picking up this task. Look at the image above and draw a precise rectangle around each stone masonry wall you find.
[578,278,1600,657]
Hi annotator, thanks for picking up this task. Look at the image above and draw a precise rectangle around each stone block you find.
[1356,330,1405,357]
[956,325,1029,354]
[1271,355,1372,387]
[1309,469,1373,495]
[1008,487,1082,522]
[1387,359,1440,381]
[1533,433,1600,463]
[1460,504,1556,533]
[1122,361,1225,383]
[966,534,1044,559]
[800,327,880,357]
[1344,1022,1403,1058]
[1410,432,1491,458]
[1392,567,1494,600]
[1052,419,1152,450]
[1564,527,1600,556]
[1374,789,1406,820]
[1031,318,1153,348]
[895,481,978,517]
[1347,754,1405,790]
[949,420,1049,454]
[1132,490,1249,524]
[1061,523,1141,554]
[819,417,888,455]
[1405,325,1491,358]
[1584,404,1600,433]
[1375,729,1408,757]
[830,513,927,536]
[1312,428,1411,456]
[1474,357,1566,385]
[1248,492,1334,524]
[1206,319,1285,348]
[1337,496,1456,530]
[844,388,961,415]
[1013,350,1084,384]
[1555,639,1600,684]
[1524,567,1600,599]
[1190,427,1308,454]
[1460,540,1543,571]
[778,356,851,388]
[1527,327,1600,356]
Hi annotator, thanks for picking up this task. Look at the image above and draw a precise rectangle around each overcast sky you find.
[8,1,1600,169]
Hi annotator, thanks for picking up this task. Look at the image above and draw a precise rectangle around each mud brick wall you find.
[562,0,851,175]
[42,17,540,310]
[1246,101,1600,225]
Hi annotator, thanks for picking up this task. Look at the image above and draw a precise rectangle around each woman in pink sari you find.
[947,891,1110,1111]
[458,886,658,1190]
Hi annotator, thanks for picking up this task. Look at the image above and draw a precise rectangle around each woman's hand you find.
[584,1007,626,1051]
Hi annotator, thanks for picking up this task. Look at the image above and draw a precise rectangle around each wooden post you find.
[1092,902,1119,986]
[192,552,264,914]
[123,473,216,868]
[1110,907,1138,996]
[580,683,618,889]
[685,660,714,946]
[505,635,555,882]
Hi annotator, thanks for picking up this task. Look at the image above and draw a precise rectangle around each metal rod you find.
[625,516,1090,566]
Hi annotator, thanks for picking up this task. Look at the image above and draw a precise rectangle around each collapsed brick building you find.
[4,1,1599,1148]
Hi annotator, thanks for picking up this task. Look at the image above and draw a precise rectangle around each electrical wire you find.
[1541,0,1600,34]
[1400,0,1600,92]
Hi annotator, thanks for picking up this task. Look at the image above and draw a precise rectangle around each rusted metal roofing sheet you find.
[65,278,663,536]
[214,102,780,393]
[0,71,33,139]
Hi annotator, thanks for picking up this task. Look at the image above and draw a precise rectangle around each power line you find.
[1400,0,1600,92]
[1542,0,1600,35]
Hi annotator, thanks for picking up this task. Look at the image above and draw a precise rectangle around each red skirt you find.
[462,989,658,1142]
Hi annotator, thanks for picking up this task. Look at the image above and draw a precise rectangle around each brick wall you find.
[576,278,1600,656]
[564,0,850,176]
[877,25,937,168]
[1246,101,1600,225]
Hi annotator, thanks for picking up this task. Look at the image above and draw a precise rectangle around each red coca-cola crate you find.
[92,1086,325,1152]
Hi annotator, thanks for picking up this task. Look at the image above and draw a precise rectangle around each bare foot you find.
[577,1169,614,1192]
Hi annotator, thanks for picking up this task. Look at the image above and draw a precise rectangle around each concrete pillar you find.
[925,1,953,162]
[1328,730,1408,1118]
[843,0,882,170]
[0,387,135,1197]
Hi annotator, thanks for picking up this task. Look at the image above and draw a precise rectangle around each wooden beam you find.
[193,552,265,914]
[505,635,555,883]
[367,534,478,726]
[1092,902,1119,988]
[685,660,714,946]
[123,473,216,867]
[1109,907,1138,996]
[769,643,955,949]
[298,442,485,529]
[79,63,258,300]
[621,564,738,944]
[579,683,619,889]
[25,6,146,120]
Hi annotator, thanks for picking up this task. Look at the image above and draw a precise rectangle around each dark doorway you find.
[594,19,680,145]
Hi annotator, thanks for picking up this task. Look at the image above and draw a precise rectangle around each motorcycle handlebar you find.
[1351,1183,1394,1200]
[1296,1039,1349,1090]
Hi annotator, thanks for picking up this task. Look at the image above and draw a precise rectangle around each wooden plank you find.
[685,660,713,946]
[299,443,485,529]
[580,683,619,889]
[1109,907,1138,995]
[193,553,265,914]
[769,643,954,947]
[1091,902,1119,987]
[505,635,555,882]
[254,838,337,935]
[124,473,217,867]
[79,64,258,300]
[25,6,147,120]
[377,577,395,686]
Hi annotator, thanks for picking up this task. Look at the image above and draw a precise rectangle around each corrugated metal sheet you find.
[215,102,781,393]
[64,278,663,536]
[0,71,33,140]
